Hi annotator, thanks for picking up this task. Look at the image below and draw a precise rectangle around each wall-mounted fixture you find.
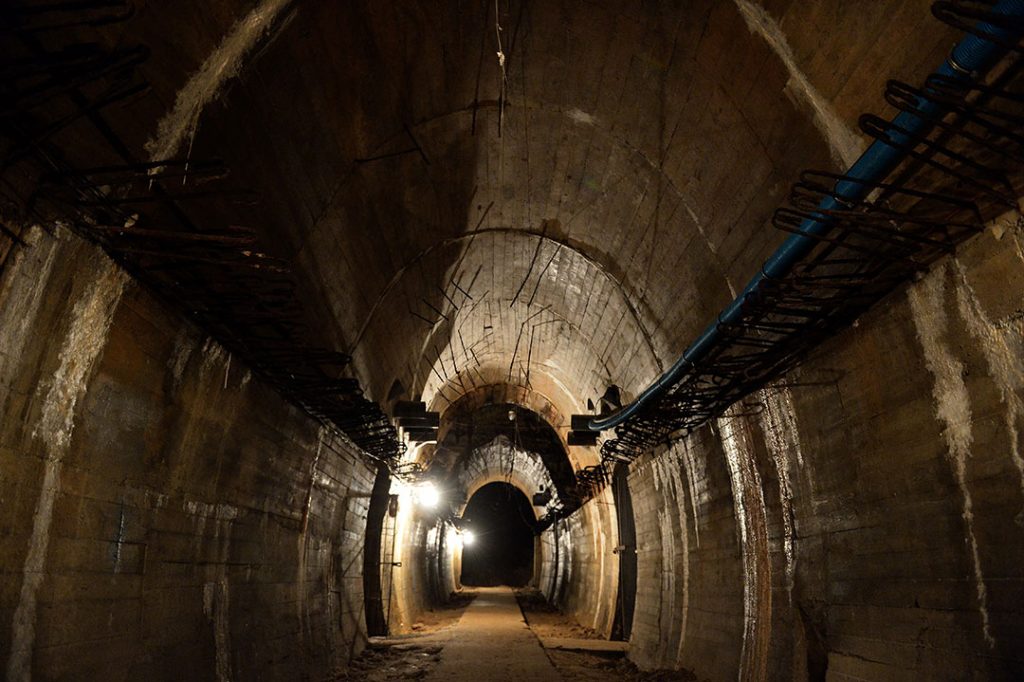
[412,480,441,509]
[461,530,476,548]
[393,400,440,443]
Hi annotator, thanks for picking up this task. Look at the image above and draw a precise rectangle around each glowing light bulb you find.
[462,530,476,547]
[414,481,440,509]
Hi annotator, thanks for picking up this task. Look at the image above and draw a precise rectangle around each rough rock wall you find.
[0,229,373,681]
[626,222,1024,680]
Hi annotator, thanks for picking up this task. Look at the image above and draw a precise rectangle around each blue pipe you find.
[586,0,1024,432]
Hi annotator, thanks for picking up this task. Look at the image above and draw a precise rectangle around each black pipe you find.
[362,463,391,636]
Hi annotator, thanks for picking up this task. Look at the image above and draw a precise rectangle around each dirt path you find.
[335,587,691,681]
[423,586,561,680]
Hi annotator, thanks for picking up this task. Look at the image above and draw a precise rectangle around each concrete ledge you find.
[537,637,629,654]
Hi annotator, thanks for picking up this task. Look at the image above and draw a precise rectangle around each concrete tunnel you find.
[1,0,1024,679]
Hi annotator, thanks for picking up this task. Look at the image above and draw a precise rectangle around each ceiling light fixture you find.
[413,481,440,509]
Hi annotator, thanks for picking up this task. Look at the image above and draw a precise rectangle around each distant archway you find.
[460,482,536,587]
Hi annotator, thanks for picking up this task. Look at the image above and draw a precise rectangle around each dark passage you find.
[460,482,535,587]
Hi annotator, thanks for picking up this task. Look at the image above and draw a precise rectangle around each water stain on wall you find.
[718,409,772,681]
[908,263,995,648]
[758,385,802,604]
[8,254,129,682]
[952,259,1024,524]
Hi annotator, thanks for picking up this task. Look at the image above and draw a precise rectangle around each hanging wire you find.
[494,0,507,135]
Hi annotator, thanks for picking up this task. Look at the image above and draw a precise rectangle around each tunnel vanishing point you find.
[2,1,1024,680]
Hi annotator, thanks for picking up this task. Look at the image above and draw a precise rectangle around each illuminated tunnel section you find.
[5,2,1024,679]
[460,482,537,587]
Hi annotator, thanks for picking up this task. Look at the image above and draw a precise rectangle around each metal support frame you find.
[555,1,1024,517]
[0,5,405,466]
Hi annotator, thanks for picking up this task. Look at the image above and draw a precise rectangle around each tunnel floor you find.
[423,587,557,680]
[343,588,669,681]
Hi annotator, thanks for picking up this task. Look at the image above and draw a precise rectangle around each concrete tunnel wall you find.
[5,209,1024,681]
[384,435,619,640]
[0,230,373,681]
[4,220,1023,680]
[621,219,1024,679]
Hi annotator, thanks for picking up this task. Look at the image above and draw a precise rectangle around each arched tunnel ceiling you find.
[119,0,958,429]
[432,401,577,501]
